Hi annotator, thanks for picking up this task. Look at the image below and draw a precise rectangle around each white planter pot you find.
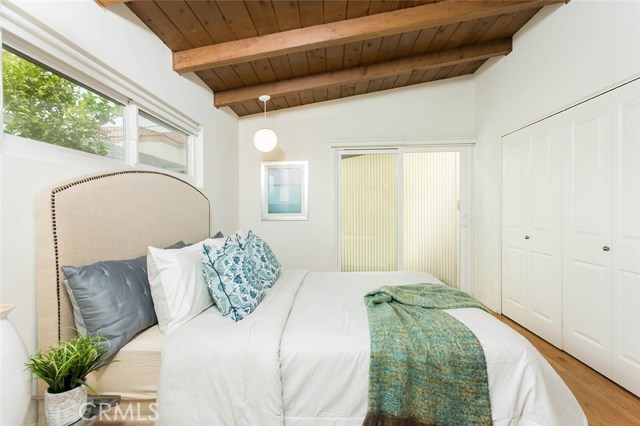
[45,385,88,426]
[0,304,31,426]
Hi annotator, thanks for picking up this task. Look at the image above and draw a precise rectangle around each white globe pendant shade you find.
[253,128,277,152]
[254,95,277,152]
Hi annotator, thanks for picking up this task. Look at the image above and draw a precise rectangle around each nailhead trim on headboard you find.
[49,170,210,342]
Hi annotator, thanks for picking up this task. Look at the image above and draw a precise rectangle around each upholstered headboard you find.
[35,170,210,354]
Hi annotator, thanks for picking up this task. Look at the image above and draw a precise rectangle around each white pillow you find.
[147,238,224,334]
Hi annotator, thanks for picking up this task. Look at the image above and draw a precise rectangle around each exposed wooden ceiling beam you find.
[94,0,127,7]
[214,38,512,108]
[174,0,560,74]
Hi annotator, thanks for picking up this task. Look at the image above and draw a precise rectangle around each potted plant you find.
[26,334,109,426]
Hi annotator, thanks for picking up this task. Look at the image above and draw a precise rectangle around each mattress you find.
[86,325,164,400]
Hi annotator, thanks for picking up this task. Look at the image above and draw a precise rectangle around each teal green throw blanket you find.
[363,284,492,426]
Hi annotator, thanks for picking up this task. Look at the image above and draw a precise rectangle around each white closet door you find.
[526,122,563,346]
[611,79,640,395]
[562,97,613,376]
[502,133,528,325]
[502,123,561,346]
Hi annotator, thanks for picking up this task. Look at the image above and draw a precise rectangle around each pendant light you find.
[253,95,277,152]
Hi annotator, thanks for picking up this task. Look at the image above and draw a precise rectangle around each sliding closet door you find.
[526,124,563,346]
[502,133,528,326]
[562,97,613,376]
[611,79,640,395]
[502,122,562,346]
[501,78,640,395]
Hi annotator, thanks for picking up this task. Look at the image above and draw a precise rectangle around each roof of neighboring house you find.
[106,143,187,174]
[101,126,187,145]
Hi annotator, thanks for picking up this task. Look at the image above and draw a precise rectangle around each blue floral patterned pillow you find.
[202,239,264,322]
[244,231,281,288]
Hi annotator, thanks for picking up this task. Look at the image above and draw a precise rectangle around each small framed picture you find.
[261,161,308,221]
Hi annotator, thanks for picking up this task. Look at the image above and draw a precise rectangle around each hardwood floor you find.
[497,314,640,426]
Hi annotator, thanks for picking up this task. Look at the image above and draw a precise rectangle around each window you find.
[2,43,201,182]
[2,47,125,160]
[138,110,188,174]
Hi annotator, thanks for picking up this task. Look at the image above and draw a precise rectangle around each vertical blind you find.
[403,152,459,287]
[340,151,460,287]
[340,153,397,271]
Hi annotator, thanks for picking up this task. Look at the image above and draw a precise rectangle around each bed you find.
[35,171,587,426]
[35,171,210,423]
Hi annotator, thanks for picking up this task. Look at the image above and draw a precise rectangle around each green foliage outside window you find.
[2,48,122,157]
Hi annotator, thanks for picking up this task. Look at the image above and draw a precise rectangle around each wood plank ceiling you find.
[101,1,565,117]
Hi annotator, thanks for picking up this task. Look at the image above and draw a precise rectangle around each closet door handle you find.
[524,235,530,240]
[603,246,610,252]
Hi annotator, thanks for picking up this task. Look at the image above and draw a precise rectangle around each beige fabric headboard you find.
[35,170,210,353]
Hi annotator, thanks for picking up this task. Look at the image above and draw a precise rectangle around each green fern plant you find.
[26,334,109,394]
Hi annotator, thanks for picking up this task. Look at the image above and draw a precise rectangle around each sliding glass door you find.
[338,147,469,289]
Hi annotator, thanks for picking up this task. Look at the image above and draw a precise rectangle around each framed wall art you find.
[261,161,308,221]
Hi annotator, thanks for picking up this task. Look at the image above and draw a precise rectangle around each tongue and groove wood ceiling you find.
[100,1,565,116]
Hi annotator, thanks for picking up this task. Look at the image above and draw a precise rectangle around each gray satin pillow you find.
[62,241,186,362]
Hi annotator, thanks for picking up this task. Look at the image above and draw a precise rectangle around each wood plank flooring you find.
[497,314,640,426]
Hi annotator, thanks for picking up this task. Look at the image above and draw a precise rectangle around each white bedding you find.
[156,270,308,426]
[156,271,586,426]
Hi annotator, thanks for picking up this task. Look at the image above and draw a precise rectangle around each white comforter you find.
[156,271,586,426]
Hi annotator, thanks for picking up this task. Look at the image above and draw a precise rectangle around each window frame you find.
[0,5,203,186]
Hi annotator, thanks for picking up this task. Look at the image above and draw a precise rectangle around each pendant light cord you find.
[258,94,271,126]
[263,98,267,124]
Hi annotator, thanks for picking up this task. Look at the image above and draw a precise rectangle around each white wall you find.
[473,0,640,310]
[238,78,474,271]
[0,0,239,354]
